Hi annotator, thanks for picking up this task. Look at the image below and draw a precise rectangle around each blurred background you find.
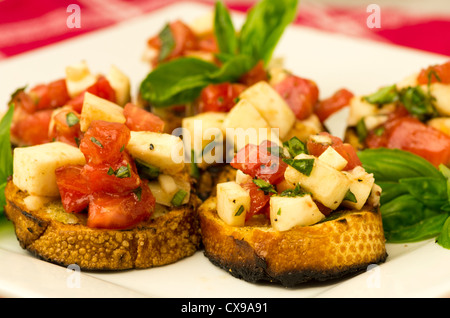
[0,0,449,60]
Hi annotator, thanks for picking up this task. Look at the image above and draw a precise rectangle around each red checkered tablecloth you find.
[0,0,449,60]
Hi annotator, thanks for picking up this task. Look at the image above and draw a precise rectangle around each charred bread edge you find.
[198,196,388,287]
[4,180,202,271]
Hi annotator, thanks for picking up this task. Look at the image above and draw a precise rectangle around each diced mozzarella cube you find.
[347,96,378,127]
[80,92,126,132]
[284,154,350,210]
[65,61,97,98]
[427,117,450,136]
[239,81,295,139]
[318,146,348,171]
[270,195,325,231]
[158,174,178,195]
[127,131,185,174]
[342,166,375,210]
[188,12,214,36]
[428,83,450,116]
[235,169,252,185]
[106,65,131,106]
[216,181,251,227]
[13,142,86,197]
[181,111,226,152]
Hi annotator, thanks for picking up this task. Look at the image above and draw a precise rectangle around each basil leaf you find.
[344,189,357,203]
[90,137,103,148]
[135,159,160,180]
[158,23,175,62]
[0,105,14,216]
[214,1,237,55]
[376,181,408,205]
[358,148,443,182]
[239,0,299,65]
[66,112,79,127]
[252,178,277,194]
[399,86,438,121]
[399,177,448,209]
[437,216,450,249]
[139,57,219,107]
[171,189,188,207]
[363,84,399,105]
[283,158,314,176]
[280,184,308,197]
[208,54,256,83]
[235,205,245,216]
[282,136,307,158]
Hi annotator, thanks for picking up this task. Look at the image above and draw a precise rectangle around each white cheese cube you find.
[284,154,350,210]
[428,83,450,116]
[270,195,325,231]
[427,117,450,136]
[235,169,252,185]
[158,174,178,195]
[65,61,97,98]
[181,111,226,151]
[347,96,378,127]
[239,81,296,139]
[318,146,348,171]
[106,65,131,106]
[216,181,251,227]
[80,92,126,132]
[13,142,86,197]
[127,131,185,174]
[188,12,214,36]
[342,166,375,210]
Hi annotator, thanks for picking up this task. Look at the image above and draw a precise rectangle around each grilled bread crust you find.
[198,196,387,287]
[4,180,202,270]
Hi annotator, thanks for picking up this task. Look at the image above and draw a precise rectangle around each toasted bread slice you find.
[4,180,202,270]
[198,196,387,287]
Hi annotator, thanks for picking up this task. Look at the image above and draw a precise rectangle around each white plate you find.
[1,1,450,298]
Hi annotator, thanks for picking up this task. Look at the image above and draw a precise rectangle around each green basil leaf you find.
[171,189,188,207]
[437,216,450,249]
[363,84,399,105]
[0,105,14,216]
[358,148,443,182]
[283,158,314,176]
[282,136,307,158]
[280,184,309,197]
[214,1,237,55]
[135,159,160,180]
[399,86,438,121]
[66,112,79,127]
[235,205,245,216]
[399,177,448,209]
[238,0,299,65]
[208,54,256,83]
[158,23,175,62]
[376,181,408,205]
[344,189,357,203]
[139,57,219,107]
[252,178,277,194]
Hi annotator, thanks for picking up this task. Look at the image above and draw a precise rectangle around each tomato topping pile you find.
[273,74,319,120]
[56,121,155,229]
[314,88,354,122]
[66,76,116,113]
[365,107,450,167]
[306,132,362,171]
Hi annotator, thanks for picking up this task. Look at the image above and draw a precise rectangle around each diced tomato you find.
[10,108,53,145]
[198,82,247,113]
[417,60,450,85]
[29,79,70,110]
[366,116,450,167]
[55,165,91,214]
[67,76,116,113]
[81,152,141,194]
[197,34,218,53]
[148,20,198,64]
[240,182,270,220]
[123,103,165,132]
[314,88,354,122]
[79,120,131,165]
[231,140,287,185]
[273,74,319,120]
[87,181,155,229]
[239,60,268,86]
[10,89,37,114]
[306,132,361,171]
[48,107,83,147]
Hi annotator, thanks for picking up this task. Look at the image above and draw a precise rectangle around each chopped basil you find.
[277,208,282,215]
[9,85,27,101]
[120,145,125,152]
[235,205,245,216]
[363,84,398,105]
[282,136,307,158]
[280,184,309,197]
[135,159,160,180]
[133,187,142,201]
[90,137,103,148]
[158,23,175,62]
[190,149,200,179]
[65,112,79,127]
[356,117,368,142]
[283,158,314,176]
[399,86,438,121]
[108,164,131,178]
[344,189,357,203]
[252,178,277,194]
[171,189,188,207]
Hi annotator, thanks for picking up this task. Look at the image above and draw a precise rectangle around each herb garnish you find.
[0,105,14,217]
[252,178,277,195]
[90,137,103,148]
[171,189,188,207]
[282,136,307,158]
[235,205,245,216]
[283,158,315,176]
[66,112,79,127]
[108,164,131,178]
